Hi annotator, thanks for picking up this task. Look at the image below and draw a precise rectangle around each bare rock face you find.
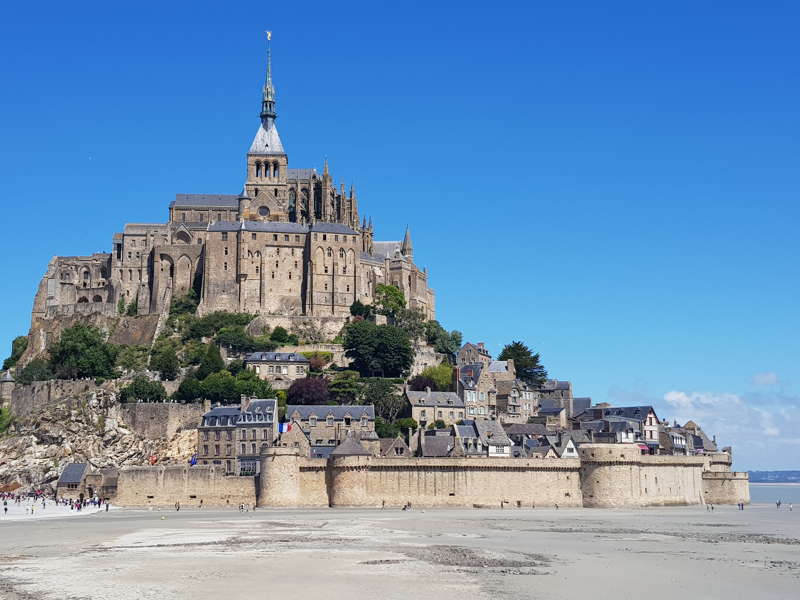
[0,385,196,492]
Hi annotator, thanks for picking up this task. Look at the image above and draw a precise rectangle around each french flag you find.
[278,423,292,433]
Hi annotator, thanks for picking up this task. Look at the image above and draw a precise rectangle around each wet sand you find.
[0,504,797,599]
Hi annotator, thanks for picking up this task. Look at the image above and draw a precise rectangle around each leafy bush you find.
[116,345,149,372]
[301,351,333,363]
[394,417,418,432]
[49,325,118,380]
[270,326,289,343]
[419,363,454,392]
[182,340,207,366]
[328,370,361,403]
[125,297,138,316]
[150,339,180,380]
[408,375,437,391]
[195,343,225,380]
[342,320,413,377]
[3,336,28,370]
[173,376,204,402]
[287,377,330,405]
[360,378,405,422]
[375,417,399,439]
[120,376,167,403]
[201,370,239,404]
[169,290,199,317]
[0,406,14,434]
[184,311,255,341]
[16,358,54,385]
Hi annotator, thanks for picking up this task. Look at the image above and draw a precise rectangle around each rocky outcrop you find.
[0,383,198,492]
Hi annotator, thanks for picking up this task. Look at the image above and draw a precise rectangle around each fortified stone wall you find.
[120,403,205,440]
[115,465,255,507]
[579,444,708,507]
[10,380,99,417]
[702,471,750,505]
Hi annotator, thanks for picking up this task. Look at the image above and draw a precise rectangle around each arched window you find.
[338,248,345,259]
[77,296,89,303]
[288,189,297,222]
[326,248,332,257]
[92,295,103,303]
[273,162,279,178]
[255,162,261,178]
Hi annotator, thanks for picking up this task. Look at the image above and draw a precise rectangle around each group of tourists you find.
[0,491,111,517]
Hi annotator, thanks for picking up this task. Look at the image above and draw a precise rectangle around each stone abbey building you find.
[29,47,435,343]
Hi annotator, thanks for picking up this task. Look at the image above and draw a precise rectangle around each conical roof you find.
[249,122,285,155]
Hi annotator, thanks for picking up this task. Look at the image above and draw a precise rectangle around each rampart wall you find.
[120,403,205,439]
[115,465,255,507]
[702,471,750,505]
[579,444,708,507]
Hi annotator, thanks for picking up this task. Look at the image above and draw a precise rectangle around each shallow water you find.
[749,483,800,504]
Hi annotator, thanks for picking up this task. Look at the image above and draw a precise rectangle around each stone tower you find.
[243,36,288,222]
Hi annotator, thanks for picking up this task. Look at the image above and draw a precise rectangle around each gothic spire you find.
[260,31,276,123]
[402,226,413,259]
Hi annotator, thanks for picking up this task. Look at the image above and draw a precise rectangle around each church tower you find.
[243,33,289,222]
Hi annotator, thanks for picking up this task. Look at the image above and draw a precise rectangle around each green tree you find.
[343,321,413,377]
[349,300,375,320]
[117,298,126,315]
[394,417,419,433]
[395,308,426,344]
[3,336,28,370]
[49,324,118,380]
[169,290,199,317]
[420,363,454,391]
[375,417,399,439]
[234,368,275,398]
[201,370,240,404]
[173,376,204,402]
[374,284,406,321]
[16,358,54,385]
[287,377,330,405]
[360,378,405,422]
[215,325,257,353]
[150,341,180,380]
[498,340,548,387]
[270,326,290,344]
[0,406,13,434]
[125,297,139,316]
[120,376,167,403]
[184,311,254,341]
[227,359,245,376]
[424,321,463,359]
[195,343,225,380]
[116,346,149,372]
[182,341,207,366]
[328,370,362,404]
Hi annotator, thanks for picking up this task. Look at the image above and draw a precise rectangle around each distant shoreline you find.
[749,482,800,486]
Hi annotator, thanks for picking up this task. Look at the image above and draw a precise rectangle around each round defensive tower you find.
[579,443,643,508]
[257,446,301,507]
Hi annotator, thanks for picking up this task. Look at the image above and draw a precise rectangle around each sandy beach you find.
[0,504,797,600]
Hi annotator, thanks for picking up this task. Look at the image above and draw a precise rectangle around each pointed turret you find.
[401,226,413,259]
[249,32,284,155]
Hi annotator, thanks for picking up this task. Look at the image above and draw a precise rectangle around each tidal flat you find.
[0,504,798,599]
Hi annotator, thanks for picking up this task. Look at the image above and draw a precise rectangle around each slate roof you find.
[455,424,477,439]
[459,364,483,388]
[488,361,509,373]
[602,406,659,422]
[123,223,168,234]
[57,463,88,486]
[286,405,375,420]
[171,194,239,208]
[406,390,464,408]
[421,435,455,457]
[311,445,336,459]
[540,379,571,391]
[372,241,402,259]
[360,252,385,265]
[201,406,241,427]
[207,221,308,233]
[249,121,285,155]
[495,379,528,396]
[310,222,358,235]
[245,352,309,363]
[379,437,410,456]
[538,407,566,416]
[474,419,513,447]
[330,435,371,456]
[573,397,592,413]
[286,168,316,180]
[503,423,549,437]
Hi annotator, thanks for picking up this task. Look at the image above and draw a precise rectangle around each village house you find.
[197,398,278,475]
[456,342,492,367]
[285,404,375,447]
[495,379,538,423]
[245,351,309,389]
[457,363,496,419]
[574,405,662,453]
[405,388,465,429]
[452,419,513,458]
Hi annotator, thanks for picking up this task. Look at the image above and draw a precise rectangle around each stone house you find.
[576,406,662,453]
[405,389,465,429]
[495,379,538,423]
[487,359,516,382]
[660,427,688,455]
[197,398,278,475]
[379,436,411,458]
[285,404,375,447]
[56,463,89,500]
[456,342,492,368]
[457,363,496,419]
[529,406,568,430]
[544,434,579,459]
[244,351,309,389]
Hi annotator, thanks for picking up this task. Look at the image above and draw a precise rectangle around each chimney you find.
[477,342,485,349]
[425,386,431,396]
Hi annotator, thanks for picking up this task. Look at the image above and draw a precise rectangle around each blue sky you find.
[1,1,798,470]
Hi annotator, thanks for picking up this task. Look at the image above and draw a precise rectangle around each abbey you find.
[30,47,434,340]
